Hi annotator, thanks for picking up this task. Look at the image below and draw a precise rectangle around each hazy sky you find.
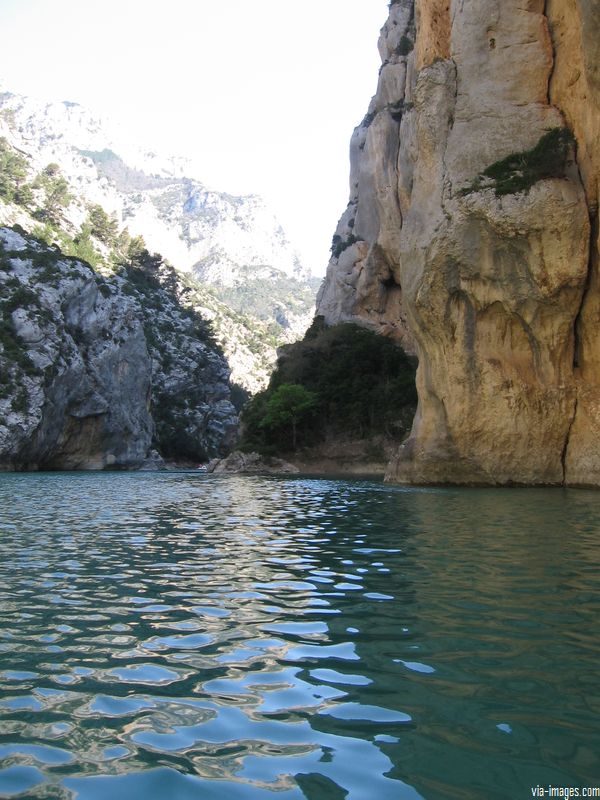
[0,0,388,274]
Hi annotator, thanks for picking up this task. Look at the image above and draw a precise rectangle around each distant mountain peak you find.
[0,86,317,393]
[0,89,310,282]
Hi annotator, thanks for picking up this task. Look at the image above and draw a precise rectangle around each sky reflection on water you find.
[0,472,599,799]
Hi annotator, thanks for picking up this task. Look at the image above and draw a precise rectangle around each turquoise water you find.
[0,473,599,799]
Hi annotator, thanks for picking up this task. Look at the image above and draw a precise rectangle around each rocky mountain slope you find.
[0,226,237,470]
[317,0,600,486]
[0,90,317,391]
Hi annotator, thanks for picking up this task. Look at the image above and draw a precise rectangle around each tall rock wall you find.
[546,0,600,486]
[0,229,154,470]
[0,228,237,470]
[317,0,600,485]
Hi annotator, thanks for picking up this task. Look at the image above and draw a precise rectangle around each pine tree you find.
[0,138,31,206]
[87,204,118,245]
[33,163,72,225]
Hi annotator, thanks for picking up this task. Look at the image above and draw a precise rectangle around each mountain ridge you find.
[0,90,309,282]
[0,88,319,393]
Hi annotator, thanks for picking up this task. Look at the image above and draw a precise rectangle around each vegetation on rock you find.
[0,131,308,394]
[0,225,237,468]
[395,35,414,56]
[259,384,319,450]
[241,317,417,454]
[32,163,72,226]
[87,204,119,245]
[331,233,359,259]
[0,138,31,207]
[463,128,575,197]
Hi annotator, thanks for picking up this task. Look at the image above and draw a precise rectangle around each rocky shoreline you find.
[206,451,299,475]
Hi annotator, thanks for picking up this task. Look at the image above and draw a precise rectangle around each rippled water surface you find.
[0,473,599,799]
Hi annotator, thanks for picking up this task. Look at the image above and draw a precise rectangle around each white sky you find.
[0,0,388,275]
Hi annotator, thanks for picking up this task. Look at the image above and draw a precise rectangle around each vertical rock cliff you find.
[318,0,600,485]
[0,227,237,470]
[546,0,600,485]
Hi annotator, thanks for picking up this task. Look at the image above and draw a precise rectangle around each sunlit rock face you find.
[316,0,417,355]
[319,0,600,485]
[546,0,600,486]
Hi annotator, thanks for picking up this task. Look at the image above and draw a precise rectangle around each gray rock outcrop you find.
[207,451,299,475]
[0,227,237,470]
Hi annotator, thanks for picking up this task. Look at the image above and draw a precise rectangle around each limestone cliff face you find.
[316,0,417,355]
[318,0,600,485]
[0,229,153,470]
[546,0,600,486]
[0,228,237,470]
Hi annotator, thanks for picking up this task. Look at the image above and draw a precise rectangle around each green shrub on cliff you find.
[87,204,118,245]
[395,35,414,57]
[463,127,575,197]
[331,233,358,259]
